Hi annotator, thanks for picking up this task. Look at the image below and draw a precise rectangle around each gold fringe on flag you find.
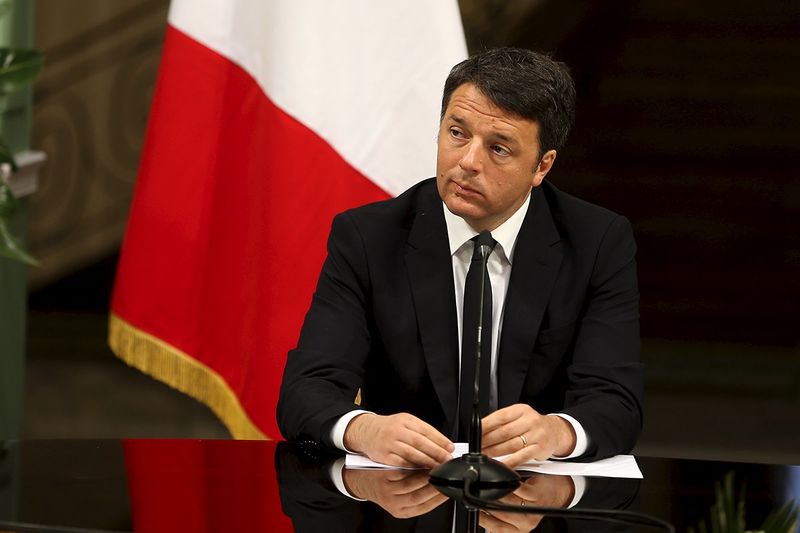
[108,313,267,440]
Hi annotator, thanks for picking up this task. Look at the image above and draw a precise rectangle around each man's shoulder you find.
[338,177,437,226]
[540,180,632,244]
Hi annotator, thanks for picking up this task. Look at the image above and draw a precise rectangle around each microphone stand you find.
[429,236,520,502]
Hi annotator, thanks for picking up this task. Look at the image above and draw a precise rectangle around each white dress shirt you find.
[331,191,588,459]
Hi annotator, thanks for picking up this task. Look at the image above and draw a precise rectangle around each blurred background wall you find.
[11,0,800,461]
[29,0,166,289]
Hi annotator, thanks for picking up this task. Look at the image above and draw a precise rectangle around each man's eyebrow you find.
[446,115,518,145]
[492,132,515,144]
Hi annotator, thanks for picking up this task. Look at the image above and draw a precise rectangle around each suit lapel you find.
[405,184,460,435]
[498,187,563,407]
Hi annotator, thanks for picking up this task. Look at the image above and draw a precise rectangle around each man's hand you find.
[481,404,576,467]
[343,413,455,468]
[342,468,448,519]
[478,474,575,532]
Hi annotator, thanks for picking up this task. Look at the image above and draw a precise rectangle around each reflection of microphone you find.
[429,231,520,500]
[461,467,675,532]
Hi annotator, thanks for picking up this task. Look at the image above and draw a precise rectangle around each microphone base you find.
[429,452,520,501]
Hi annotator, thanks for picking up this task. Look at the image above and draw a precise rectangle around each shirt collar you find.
[442,191,531,265]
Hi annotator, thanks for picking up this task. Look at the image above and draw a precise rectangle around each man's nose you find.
[458,141,483,174]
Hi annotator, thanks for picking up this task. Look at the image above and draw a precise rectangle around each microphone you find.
[429,231,520,501]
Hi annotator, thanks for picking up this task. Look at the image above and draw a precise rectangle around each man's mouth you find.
[453,180,480,197]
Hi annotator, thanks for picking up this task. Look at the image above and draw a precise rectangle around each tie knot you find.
[471,231,496,260]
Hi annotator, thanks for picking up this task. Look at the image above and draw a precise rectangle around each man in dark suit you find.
[277,48,643,468]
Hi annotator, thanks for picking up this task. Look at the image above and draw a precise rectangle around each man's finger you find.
[402,417,455,452]
[392,490,448,519]
[481,404,524,432]
[403,491,448,517]
[387,472,434,494]
[498,442,552,468]
[398,424,454,465]
[482,417,531,448]
[483,437,526,459]
[483,424,550,457]
[380,452,419,469]
[401,482,445,506]
[392,441,444,469]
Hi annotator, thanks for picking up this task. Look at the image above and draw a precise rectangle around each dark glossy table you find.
[0,440,797,532]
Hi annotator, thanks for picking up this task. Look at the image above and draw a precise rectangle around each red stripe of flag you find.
[112,26,389,438]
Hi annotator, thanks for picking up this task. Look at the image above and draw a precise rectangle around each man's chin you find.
[443,198,478,219]
[443,199,489,227]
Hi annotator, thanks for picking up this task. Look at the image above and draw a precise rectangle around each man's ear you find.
[532,150,557,188]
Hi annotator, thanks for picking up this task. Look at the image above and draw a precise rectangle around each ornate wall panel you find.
[29,0,168,288]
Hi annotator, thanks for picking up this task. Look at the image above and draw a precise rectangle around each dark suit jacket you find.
[277,178,643,460]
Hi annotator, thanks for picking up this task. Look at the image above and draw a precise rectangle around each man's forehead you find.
[444,84,537,126]
[444,95,538,143]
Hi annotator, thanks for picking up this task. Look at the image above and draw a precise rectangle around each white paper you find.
[514,454,642,478]
[345,443,642,479]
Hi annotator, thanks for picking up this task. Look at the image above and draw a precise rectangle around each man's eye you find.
[450,128,465,138]
[492,145,510,156]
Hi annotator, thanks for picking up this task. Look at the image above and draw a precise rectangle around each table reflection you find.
[275,441,641,532]
[2,439,794,533]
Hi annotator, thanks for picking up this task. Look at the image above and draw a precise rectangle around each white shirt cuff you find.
[548,413,589,459]
[330,410,372,452]
[567,475,586,508]
[328,457,367,501]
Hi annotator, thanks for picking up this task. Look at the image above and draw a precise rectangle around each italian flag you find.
[109,0,467,440]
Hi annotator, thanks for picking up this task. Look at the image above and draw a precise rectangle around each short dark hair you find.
[440,47,576,154]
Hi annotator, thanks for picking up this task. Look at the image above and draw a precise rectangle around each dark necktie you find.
[458,231,496,442]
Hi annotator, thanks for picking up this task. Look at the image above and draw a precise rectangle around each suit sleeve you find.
[561,215,644,460]
[277,212,372,446]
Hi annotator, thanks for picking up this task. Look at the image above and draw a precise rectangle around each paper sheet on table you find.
[345,442,642,479]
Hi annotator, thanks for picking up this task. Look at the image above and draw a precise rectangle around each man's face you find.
[436,83,556,232]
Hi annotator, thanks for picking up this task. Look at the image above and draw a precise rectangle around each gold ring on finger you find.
[519,434,528,448]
